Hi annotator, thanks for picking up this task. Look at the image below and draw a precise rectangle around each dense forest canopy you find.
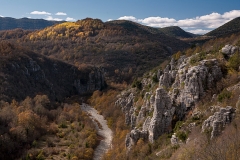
[1,18,189,83]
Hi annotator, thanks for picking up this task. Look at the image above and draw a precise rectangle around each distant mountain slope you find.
[0,17,63,30]
[0,28,32,39]
[205,17,240,37]
[107,20,165,35]
[0,42,105,102]
[11,18,188,83]
[159,26,196,38]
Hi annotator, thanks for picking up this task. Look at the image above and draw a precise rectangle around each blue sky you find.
[0,0,240,34]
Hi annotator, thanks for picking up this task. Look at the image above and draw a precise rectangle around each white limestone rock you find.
[221,44,238,55]
[202,106,235,139]
[171,133,178,145]
[148,88,174,142]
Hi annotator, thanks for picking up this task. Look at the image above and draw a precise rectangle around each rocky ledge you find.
[117,53,224,148]
[202,106,236,139]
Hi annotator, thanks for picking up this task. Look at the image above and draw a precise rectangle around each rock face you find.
[125,128,148,148]
[170,133,178,145]
[0,52,105,101]
[118,55,224,148]
[73,67,105,95]
[148,88,174,142]
[221,44,238,55]
[202,106,235,139]
[171,58,222,117]
[115,90,136,127]
[237,96,240,110]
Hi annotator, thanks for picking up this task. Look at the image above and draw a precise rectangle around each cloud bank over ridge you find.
[29,10,75,22]
[111,10,240,34]
[55,12,67,16]
[30,11,51,15]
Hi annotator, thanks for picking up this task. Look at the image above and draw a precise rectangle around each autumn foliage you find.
[0,95,98,160]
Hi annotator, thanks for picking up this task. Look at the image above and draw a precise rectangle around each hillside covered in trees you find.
[0,41,106,159]
[159,26,197,38]
[206,17,240,37]
[0,42,105,102]
[2,18,189,83]
[0,17,63,30]
[91,29,240,159]
[0,16,240,160]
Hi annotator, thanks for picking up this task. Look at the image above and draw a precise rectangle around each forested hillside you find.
[92,30,240,159]
[159,26,196,38]
[0,41,106,159]
[0,16,239,160]
[0,42,105,102]
[206,17,240,37]
[0,17,63,30]
[2,18,189,83]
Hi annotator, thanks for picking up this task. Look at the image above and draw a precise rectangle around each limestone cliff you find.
[117,53,224,147]
[202,106,235,139]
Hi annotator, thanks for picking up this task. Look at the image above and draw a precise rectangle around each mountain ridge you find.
[159,26,197,38]
[4,18,189,83]
[205,17,240,37]
[0,42,105,102]
[0,17,64,30]
[0,16,239,160]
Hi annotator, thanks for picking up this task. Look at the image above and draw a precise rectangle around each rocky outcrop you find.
[221,44,238,55]
[0,52,106,102]
[74,67,105,95]
[125,128,148,148]
[170,133,178,145]
[115,90,136,127]
[170,58,222,118]
[237,96,240,110]
[148,88,174,142]
[202,106,236,139]
[118,54,224,148]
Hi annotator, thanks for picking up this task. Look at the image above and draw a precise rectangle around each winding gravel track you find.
[81,103,113,160]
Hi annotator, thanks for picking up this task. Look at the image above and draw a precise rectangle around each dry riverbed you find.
[80,103,113,160]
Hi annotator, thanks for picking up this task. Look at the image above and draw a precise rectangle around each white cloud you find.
[107,19,113,21]
[176,12,226,29]
[118,16,137,22]
[140,17,177,27]
[141,17,176,24]
[112,10,240,35]
[222,10,240,19]
[30,11,51,15]
[187,29,211,35]
[0,15,3,17]
[66,17,76,21]
[198,12,222,21]
[45,16,63,21]
[56,12,67,16]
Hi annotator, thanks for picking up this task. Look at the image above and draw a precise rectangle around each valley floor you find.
[81,103,113,160]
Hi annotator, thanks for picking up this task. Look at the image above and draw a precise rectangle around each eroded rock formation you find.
[119,54,224,148]
[221,44,238,55]
[0,52,106,101]
[202,106,236,139]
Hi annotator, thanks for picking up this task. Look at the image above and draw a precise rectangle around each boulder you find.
[171,133,178,145]
[221,44,237,55]
[202,106,236,139]
[125,128,149,148]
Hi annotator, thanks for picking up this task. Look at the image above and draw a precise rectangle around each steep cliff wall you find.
[0,50,105,102]
[117,53,226,147]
